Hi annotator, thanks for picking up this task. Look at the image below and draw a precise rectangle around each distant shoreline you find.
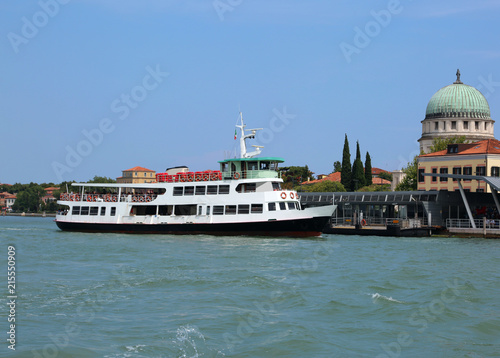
[2,212,56,218]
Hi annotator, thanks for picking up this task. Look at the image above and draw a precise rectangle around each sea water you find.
[1,216,499,357]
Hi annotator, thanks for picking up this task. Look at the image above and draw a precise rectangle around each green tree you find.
[351,141,365,190]
[364,151,372,186]
[303,180,345,192]
[341,134,351,190]
[87,176,117,184]
[11,184,45,212]
[378,171,393,182]
[333,161,342,173]
[429,136,468,153]
[395,155,418,191]
[280,166,313,189]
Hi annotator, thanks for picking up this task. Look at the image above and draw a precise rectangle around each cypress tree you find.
[365,151,373,186]
[351,141,365,190]
[341,134,351,190]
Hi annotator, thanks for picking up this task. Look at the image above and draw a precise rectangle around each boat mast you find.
[236,112,263,158]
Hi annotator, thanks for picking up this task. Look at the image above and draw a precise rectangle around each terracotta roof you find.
[372,177,391,185]
[123,166,155,172]
[44,187,60,191]
[372,167,389,175]
[302,172,341,185]
[420,139,500,157]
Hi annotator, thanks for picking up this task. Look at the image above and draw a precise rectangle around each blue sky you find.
[1,0,500,184]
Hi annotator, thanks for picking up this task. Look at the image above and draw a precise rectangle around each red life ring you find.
[234,172,240,180]
[290,192,295,199]
[361,219,367,226]
[281,192,287,199]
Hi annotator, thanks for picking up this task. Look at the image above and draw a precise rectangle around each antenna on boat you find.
[236,112,263,158]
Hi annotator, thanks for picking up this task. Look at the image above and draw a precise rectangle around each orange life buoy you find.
[234,172,240,180]
[290,192,295,199]
[361,219,367,226]
[281,192,287,199]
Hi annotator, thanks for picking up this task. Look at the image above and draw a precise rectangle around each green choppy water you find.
[1,216,499,357]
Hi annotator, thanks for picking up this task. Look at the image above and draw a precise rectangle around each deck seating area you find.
[156,170,222,183]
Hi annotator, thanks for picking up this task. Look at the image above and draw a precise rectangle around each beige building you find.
[117,166,156,184]
[418,70,494,154]
[418,139,500,192]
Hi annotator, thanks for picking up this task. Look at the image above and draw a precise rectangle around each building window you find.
[485,122,488,131]
[463,121,469,130]
[492,167,500,177]
[475,121,480,130]
[443,122,446,130]
[476,166,486,176]
[432,168,437,182]
[447,145,458,153]
[439,168,448,182]
[451,121,457,130]
[135,172,138,176]
[452,167,461,181]
[435,122,439,131]
[418,169,425,183]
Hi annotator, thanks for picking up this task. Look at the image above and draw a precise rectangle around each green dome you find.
[425,80,491,120]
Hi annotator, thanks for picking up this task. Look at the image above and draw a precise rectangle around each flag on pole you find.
[234,129,237,140]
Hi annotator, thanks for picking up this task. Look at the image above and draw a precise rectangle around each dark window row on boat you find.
[173,185,230,196]
[71,206,117,216]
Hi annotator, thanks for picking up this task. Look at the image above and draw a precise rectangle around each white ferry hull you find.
[55,214,332,237]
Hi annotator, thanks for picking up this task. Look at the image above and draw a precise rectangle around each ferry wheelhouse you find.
[55,116,336,237]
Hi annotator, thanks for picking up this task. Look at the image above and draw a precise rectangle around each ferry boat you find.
[55,115,336,237]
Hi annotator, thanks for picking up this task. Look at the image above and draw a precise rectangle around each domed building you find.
[418,70,494,153]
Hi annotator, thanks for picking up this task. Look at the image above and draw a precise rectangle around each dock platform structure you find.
[299,189,500,237]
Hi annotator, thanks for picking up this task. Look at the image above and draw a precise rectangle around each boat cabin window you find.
[81,206,90,215]
[272,182,281,191]
[236,183,256,193]
[251,204,263,214]
[221,162,229,172]
[184,186,194,196]
[287,202,296,210]
[225,205,237,215]
[159,205,173,215]
[72,206,80,215]
[174,205,197,216]
[206,206,210,215]
[248,161,258,170]
[90,207,99,216]
[219,185,230,194]
[198,206,202,215]
[195,186,206,195]
[213,206,224,215]
[207,185,218,195]
[260,161,270,170]
[238,205,250,214]
[279,202,286,210]
[268,203,276,211]
[100,207,106,216]
[173,187,183,196]
[111,207,116,216]
[132,205,157,215]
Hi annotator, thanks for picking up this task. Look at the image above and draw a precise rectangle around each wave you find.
[370,292,405,304]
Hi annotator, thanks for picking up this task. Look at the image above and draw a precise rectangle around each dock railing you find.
[446,218,499,229]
